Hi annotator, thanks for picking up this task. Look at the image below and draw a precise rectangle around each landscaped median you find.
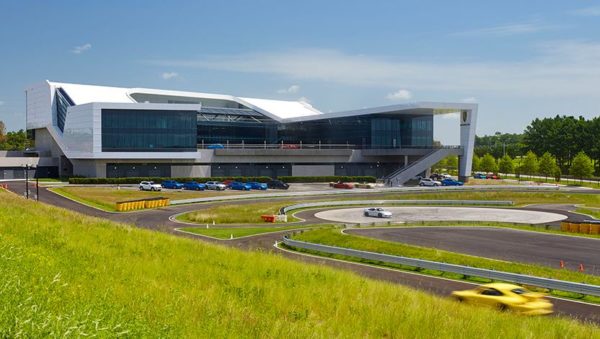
[286,227,600,302]
[3,192,596,336]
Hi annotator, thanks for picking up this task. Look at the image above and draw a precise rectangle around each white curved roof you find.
[47,81,323,122]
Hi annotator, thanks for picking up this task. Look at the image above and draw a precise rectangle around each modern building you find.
[24,80,477,183]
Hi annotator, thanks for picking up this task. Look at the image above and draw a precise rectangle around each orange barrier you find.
[579,223,590,234]
[568,223,579,233]
[591,224,600,235]
[560,222,569,232]
[116,197,170,212]
[261,215,276,223]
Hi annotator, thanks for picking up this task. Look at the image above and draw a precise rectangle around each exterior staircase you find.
[384,147,462,186]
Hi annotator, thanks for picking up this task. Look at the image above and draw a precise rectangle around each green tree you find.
[520,151,538,177]
[446,155,458,174]
[0,129,32,151]
[472,154,481,172]
[570,151,594,182]
[480,153,498,173]
[498,155,513,174]
[538,152,557,181]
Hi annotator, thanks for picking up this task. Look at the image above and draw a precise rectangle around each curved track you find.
[3,181,600,324]
[346,227,600,274]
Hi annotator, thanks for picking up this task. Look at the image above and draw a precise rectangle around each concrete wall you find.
[292,164,335,176]
[70,159,106,177]
[171,165,210,177]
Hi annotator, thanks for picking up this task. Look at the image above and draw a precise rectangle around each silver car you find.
[419,178,441,187]
[205,181,227,191]
[363,207,392,218]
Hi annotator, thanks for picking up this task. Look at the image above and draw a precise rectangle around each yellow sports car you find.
[451,283,553,315]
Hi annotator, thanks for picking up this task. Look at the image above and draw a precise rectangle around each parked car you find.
[486,173,500,180]
[161,180,183,189]
[139,181,162,191]
[430,173,444,181]
[331,181,354,189]
[183,181,206,191]
[441,173,452,179]
[207,144,224,149]
[280,144,300,149]
[246,181,268,190]
[419,178,441,187]
[363,207,392,218]
[229,181,252,191]
[205,181,227,190]
[267,179,289,190]
[452,283,553,315]
[441,178,464,186]
[474,173,487,179]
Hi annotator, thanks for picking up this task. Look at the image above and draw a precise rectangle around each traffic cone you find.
[560,260,565,269]
[579,263,585,272]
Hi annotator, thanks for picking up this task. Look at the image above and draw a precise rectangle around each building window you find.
[101,109,197,152]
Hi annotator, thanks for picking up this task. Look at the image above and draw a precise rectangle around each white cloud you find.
[161,72,179,80]
[386,89,412,101]
[72,43,92,54]
[146,41,600,98]
[570,6,600,17]
[453,21,554,37]
[277,84,300,94]
[461,97,477,103]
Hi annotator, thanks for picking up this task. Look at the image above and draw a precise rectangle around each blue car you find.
[183,181,206,191]
[161,180,184,189]
[473,173,487,179]
[441,178,464,186]
[229,181,252,191]
[246,182,268,190]
[207,143,224,149]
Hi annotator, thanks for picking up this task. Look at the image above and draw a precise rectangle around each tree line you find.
[475,115,600,176]
[0,121,32,151]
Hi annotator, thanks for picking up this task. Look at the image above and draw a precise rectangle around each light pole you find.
[24,163,29,199]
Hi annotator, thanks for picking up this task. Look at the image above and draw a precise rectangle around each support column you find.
[458,108,478,182]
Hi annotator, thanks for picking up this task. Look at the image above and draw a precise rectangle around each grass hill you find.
[0,191,597,337]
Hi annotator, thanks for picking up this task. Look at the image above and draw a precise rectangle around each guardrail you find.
[279,199,514,215]
[282,236,600,297]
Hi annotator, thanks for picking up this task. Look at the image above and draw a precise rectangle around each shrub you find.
[277,176,376,183]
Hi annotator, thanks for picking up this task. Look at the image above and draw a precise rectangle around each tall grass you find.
[179,201,297,224]
[0,191,598,337]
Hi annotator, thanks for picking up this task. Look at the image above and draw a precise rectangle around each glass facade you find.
[102,109,197,152]
[55,88,74,132]
[197,112,433,149]
[278,114,433,148]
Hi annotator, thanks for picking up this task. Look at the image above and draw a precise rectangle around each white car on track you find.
[363,207,392,218]
[139,181,162,191]
[419,178,442,187]
[205,181,227,190]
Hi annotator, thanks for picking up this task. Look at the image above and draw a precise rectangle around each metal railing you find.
[197,142,463,150]
[279,199,514,215]
[282,236,600,297]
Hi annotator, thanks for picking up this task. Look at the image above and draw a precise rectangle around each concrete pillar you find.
[458,108,478,182]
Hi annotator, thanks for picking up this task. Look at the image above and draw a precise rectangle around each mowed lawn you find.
[1,192,598,337]
[51,186,258,211]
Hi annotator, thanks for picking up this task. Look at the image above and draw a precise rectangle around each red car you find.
[280,144,300,149]
[331,181,354,189]
[486,173,501,180]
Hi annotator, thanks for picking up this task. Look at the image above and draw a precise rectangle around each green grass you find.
[1,193,598,337]
[179,225,325,239]
[51,186,256,212]
[291,228,600,287]
[576,207,600,220]
[177,201,300,224]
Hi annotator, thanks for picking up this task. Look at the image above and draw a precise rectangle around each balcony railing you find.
[197,141,462,150]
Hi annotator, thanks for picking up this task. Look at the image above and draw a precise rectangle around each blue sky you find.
[1,1,599,143]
